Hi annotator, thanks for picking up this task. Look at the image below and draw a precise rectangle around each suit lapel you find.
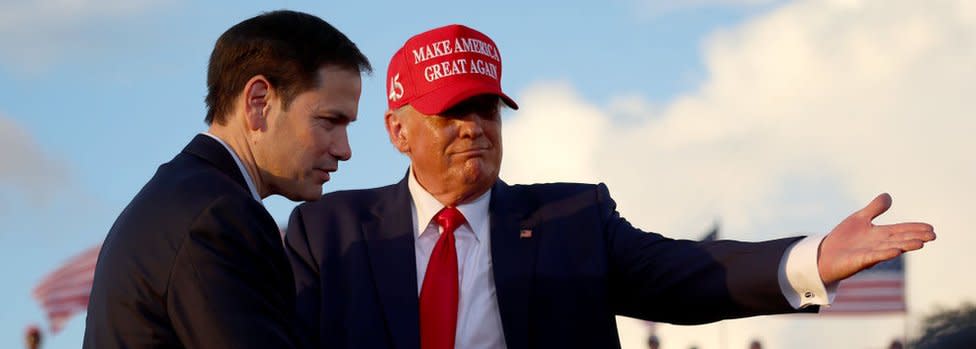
[489,181,538,349]
[362,176,420,349]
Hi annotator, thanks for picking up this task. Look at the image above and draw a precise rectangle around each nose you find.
[331,128,352,161]
[457,112,485,139]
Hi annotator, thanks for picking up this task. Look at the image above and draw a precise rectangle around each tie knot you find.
[434,207,466,234]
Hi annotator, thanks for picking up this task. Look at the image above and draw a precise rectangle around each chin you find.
[461,160,498,181]
[284,185,323,202]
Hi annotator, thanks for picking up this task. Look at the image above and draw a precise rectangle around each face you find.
[255,65,362,201]
[388,94,502,205]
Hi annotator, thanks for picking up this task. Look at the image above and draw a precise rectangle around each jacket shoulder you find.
[106,152,258,246]
[507,181,604,201]
[294,183,400,217]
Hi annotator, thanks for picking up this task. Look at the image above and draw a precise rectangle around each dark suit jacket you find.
[286,175,809,349]
[84,134,300,348]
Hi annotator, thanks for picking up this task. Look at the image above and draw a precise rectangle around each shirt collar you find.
[407,167,490,242]
[201,132,262,203]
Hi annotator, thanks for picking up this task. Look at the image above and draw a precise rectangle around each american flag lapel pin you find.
[519,229,533,239]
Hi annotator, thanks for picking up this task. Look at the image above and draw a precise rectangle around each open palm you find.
[817,193,936,284]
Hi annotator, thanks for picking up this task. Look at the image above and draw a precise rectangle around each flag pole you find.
[700,221,724,349]
[903,313,910,347]
[902,254,911,346]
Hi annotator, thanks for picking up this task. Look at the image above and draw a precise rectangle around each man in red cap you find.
[285,24,934,349]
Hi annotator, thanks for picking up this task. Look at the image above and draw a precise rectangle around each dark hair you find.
[205,10,372,125]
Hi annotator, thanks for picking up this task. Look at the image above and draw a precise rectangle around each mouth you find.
[454,148,490,157]
[314,168,335,182]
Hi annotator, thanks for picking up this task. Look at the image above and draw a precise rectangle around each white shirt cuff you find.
[777,234,838,309]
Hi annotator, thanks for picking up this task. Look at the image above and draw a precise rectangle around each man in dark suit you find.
[83,10,371,348]
[285,24,935,349]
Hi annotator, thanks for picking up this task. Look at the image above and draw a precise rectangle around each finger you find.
[875,240,915,251]
[892,230,937,242]
[876,238,928,252]
[881,222,934,233]
[876,224,936,241]
[896,239,927,252]
[858,193,893,221]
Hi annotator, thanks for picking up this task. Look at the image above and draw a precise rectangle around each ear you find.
[243,75,273,132]
[385,108,410,154]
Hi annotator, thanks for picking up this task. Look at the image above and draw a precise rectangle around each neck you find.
[208,121,269,198]
[412,169,492,207]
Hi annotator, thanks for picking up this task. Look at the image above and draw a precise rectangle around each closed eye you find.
[316,114,353,126]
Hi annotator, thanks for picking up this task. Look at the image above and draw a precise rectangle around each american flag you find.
[822,254,906,314]
[32,245,100,333]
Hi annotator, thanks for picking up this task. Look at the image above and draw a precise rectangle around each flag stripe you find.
[836,280,902,288]
[831,287,903,297]
[33,247,99,287]
[823,302,906,313]
[833,295,904,302]
[35,272,95,296]
[41,290,92,308]
[33,254,98,297]
[46,302,90,316]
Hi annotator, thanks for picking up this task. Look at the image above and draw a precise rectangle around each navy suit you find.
[286,175,809,349]
[84,135,300,348]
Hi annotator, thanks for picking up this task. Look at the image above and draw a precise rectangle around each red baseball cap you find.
[386,24,518,115]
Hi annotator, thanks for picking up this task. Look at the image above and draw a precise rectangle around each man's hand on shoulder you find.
[817,193,935,284]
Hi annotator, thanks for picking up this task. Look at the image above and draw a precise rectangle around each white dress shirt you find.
[201,132,262,202]
[406,170,836,349]
[409,170,507,349]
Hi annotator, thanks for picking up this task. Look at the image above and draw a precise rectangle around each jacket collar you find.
[181,133,251,195]
[362,174,421,349]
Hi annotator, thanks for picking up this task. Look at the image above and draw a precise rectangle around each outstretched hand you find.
[817,193,935,284]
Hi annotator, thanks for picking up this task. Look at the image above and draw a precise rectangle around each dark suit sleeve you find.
[598,183,806,324]
[284,206,322,347]
[167,196,299,348]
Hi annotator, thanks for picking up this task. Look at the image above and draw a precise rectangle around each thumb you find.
[857,193,892,221]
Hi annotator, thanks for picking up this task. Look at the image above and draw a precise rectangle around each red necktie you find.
[420,207,465,349]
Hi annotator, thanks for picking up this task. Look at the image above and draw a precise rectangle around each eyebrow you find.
[317,108,356,123]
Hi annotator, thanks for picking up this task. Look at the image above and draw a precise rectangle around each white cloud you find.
[501,0,975,347]
[0,0,169,73]
[502,82,610,185]
[0,114,67,208]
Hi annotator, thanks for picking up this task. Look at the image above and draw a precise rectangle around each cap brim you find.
[409,81,518,115]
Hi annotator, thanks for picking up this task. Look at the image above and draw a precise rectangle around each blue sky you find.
[2,0,973,348]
